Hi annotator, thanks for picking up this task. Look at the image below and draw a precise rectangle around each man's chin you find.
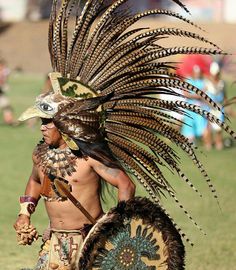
[44,139,59,148]
[44,138,52,145]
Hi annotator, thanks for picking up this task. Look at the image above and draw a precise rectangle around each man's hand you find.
[13,215,39,245]
[14,214,30,231]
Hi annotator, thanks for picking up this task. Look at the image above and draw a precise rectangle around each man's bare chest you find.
[38,158,98,186]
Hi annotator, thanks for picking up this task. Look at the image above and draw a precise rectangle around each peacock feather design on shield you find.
[93,222,160,269]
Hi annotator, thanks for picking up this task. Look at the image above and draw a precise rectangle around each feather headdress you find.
[19,0,235,243]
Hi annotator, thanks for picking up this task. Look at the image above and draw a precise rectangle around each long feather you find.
[46,0,236,240]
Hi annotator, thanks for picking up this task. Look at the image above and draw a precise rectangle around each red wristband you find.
[19,196,38,206]
[19,196,38,217]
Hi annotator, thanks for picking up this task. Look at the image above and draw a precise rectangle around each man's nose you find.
[40,125,47,131]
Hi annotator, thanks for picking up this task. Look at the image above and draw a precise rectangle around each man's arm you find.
[89,158,135,201]
[14,154,41,230]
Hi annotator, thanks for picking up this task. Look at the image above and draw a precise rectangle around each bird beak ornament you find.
[18,72,102,150]
[18,72,98,122]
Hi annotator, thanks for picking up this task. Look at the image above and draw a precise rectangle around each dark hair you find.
[72,138,121,169]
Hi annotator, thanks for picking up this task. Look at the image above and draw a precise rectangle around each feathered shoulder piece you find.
[20,0,235,242]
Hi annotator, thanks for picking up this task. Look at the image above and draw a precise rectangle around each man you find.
[13,0,236,269]
[181,65,208,144]
[204,62,227,150]
[0,58,15,125]
[14,107,135,269]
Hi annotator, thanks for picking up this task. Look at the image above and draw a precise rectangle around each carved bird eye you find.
[40,103,53,111]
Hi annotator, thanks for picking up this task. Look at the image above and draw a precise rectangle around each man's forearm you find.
[19,177,42,217]
[24,178,41,201]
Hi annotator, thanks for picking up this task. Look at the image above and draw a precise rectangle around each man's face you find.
[40,118,63,147]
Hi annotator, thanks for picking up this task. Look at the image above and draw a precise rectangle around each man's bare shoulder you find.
[86,156,106,170]
[87,157,122,177]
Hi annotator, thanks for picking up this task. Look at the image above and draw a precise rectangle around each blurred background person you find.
[181,65,208,145]
[0,57,16,125]
[204,62,227,150]
[159,83,185,132]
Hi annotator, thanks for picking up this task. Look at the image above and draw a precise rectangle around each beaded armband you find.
[19,196,38,217]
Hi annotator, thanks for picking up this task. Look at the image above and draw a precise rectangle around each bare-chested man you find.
[14,117,135,269]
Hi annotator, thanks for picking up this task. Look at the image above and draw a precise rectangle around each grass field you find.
[0,73,236,270]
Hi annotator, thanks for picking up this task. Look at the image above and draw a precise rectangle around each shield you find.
[78,197,185,270]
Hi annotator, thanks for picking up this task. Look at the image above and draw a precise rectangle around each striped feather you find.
[46,0,236,239]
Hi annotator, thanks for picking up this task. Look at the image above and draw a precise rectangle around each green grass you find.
[1,73,236,269]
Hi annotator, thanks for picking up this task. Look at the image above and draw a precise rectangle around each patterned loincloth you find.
[34,229,85,270]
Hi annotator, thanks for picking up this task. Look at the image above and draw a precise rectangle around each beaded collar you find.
[34,140,77,177]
